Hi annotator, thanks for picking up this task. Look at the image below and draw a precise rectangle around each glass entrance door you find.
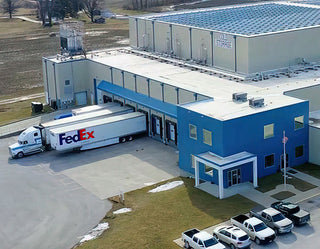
[227,169,241,187]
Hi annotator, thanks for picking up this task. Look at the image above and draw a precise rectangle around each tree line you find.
[1,0,102,25]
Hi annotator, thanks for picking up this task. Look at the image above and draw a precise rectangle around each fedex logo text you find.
[59,129,94,145]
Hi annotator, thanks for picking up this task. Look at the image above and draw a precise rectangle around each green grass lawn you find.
[0,96,54,126]
[271,191,296,201]
[256,172,317,193]
[79,177,256,249]
[295,163,320,179]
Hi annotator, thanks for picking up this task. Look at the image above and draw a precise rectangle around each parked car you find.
[250,206,293,234]
[231,214,275,245]
[182,228,226,249]
[213,225,251,249]
[271,201,310,225]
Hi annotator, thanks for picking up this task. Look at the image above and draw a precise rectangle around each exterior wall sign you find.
[215,34,232,49]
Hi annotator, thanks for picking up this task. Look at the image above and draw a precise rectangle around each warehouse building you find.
[43,2,320,198]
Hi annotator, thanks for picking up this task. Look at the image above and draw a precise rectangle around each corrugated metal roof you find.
[148,3,320,36]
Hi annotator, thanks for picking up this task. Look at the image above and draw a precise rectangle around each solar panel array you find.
[150,3,320,36]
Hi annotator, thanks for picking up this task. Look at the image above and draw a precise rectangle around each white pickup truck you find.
[250,206,293,234]
[231,214,275,245]
[182,228,225,249]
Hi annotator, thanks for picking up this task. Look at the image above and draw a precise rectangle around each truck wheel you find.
[184,241,190,249]
[17,152,24,158]
[255,237,261,245]
[120,137,126,143]
[128,136,133,141]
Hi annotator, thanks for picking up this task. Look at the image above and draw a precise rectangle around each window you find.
[65,80,70,86]
[295,145,304,158]
[203,129,212,146]
[264,124,274,139]
[295,115,304,130]
[205,165,213,176]
[189,124,197,140]
[265,154,275,168]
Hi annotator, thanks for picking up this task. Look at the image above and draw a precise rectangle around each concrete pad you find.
[61,137,180,199]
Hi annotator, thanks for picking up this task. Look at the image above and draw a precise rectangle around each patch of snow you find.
[79,222,109,243]
[113,208,132,214]
[144,182,156,186]
[148,181,184,193]
[116,38,130,45]
[85,31,109,37]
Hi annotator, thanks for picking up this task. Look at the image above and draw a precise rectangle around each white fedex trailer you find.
[50,112,146,151]
[72,102,119,116]
[9,112,146,158]
[40,106,133,146]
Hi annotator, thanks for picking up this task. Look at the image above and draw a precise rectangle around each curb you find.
[0,130,23,139]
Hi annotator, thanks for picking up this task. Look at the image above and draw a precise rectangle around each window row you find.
[264,115,304,139]
[189,124,212,146]
[264,145,304,168]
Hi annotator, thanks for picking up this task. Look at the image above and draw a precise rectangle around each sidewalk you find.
[0,110,67,138]
[238,167,320,207]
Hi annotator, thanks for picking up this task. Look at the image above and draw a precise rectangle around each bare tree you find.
[82,0,101,23]
[1,0,18,18]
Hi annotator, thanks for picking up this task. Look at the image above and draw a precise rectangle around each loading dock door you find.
[152,115,162,138]
[75,91,87,106]
[166,120,177,145]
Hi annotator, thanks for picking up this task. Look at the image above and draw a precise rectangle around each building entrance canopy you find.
[194,151,257,199]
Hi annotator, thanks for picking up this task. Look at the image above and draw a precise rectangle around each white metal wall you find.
[191,28,212,65]
[309,126,320,165]
[172,25,191,59]
[285,84,320,112]
[248,28,320,74]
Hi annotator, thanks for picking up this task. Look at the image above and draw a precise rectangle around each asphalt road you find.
[0,136,109,249]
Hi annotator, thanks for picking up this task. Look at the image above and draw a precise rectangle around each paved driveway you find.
[251,195,320,249]
[1,136,179,249]
[0,136,109,249]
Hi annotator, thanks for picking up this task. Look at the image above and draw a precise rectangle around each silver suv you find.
[213,225,251,249]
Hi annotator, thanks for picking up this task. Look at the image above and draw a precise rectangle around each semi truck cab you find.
[9,126,43,158]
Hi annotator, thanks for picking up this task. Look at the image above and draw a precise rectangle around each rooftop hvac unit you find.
[249,97,264,108]
[232,92,247,102]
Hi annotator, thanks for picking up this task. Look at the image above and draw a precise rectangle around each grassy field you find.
[0,96,54,126]
[271,191,296,201]
[79,177,256,249]
[256,172,317,193]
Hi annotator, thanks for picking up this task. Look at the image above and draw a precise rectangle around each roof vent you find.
[249,97,264,108]
[232,92,247,102]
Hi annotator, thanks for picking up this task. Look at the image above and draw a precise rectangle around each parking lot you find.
[0,135,179,249]
[176,195,320,249]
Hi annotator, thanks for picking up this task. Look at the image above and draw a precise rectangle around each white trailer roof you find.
[50,112,145,134]
[72,102,119,115]
[41,106,132,128]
